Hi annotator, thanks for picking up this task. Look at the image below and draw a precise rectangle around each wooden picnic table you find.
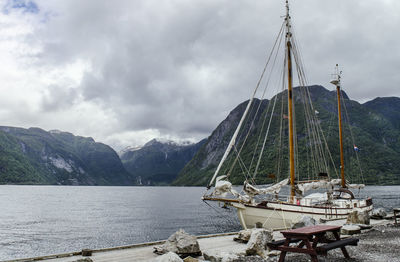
[267,225,359,262]
[394,208,400,226]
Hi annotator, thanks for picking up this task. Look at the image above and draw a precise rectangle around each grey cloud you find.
[6,0,400,148]
[69,0,275,136]
[41,84,79,111]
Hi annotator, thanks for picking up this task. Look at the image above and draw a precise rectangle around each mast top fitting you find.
[330,64,342,87]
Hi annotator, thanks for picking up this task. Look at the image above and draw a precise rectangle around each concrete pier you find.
[2,232,242,262]
[2,219,398,262]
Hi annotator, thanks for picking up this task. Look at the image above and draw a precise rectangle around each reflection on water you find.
[0,185,399,260]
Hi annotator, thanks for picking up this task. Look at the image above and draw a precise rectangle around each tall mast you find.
[330,64,346,188]
[285,0,296,200]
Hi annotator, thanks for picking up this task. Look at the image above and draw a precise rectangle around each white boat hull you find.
[233,199,373,230]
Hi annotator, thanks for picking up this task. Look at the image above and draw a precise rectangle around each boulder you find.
[255,222,263,228]
[81,249,92,256]
[358,210,371,225]
[346,210,370,225]
[324,231,337,241]
[183,257,199,262]
[371,208,387,219]
[347,211,358,224]
[357,224,373,230]
[291,215,317,229]
[234,229,252,243]
[231,256,271,262]
[245,228,273,258]
[72,259,93,262]
[203,250,240,262]
[266,250,280,257]
[155,252,184,262]
[154,229,201,257]
[341,225,361,235]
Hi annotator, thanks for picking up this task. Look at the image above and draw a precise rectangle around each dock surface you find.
[5,219,396,262]
[7,232,246,262]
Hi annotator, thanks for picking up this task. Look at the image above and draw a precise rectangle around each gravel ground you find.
[280,224,400,262]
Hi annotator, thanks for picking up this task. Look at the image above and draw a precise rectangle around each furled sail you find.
[243,179,289,197]
[297,179,342,194]
[214,176,239,197]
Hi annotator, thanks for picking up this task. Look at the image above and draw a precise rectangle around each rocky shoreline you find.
[281,223,400,262]
[153,212,400,262]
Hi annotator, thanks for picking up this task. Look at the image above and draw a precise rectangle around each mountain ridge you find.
[0,126,133,185]
[1,86,399,186]
[120,138,206,185]
[173,85,400,186]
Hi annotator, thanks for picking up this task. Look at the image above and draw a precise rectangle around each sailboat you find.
[202,1,372,230]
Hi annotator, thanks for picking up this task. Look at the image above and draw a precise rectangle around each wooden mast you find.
[331,64,346,188]
[285,0,296,200]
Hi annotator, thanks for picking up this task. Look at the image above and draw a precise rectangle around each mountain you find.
[173,85,400,186]
[120,138,206,185]
[364,97,400,129]
[0,126,133,185]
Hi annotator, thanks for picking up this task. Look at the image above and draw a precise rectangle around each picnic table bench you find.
[394,208,400,226]
[267,225,359,262]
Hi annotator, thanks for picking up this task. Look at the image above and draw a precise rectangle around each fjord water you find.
[0,186,240,260]
[0,185,399,260]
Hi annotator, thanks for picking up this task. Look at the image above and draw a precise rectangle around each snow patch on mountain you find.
[144,138,194,147]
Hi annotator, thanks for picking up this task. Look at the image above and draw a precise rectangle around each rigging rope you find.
[276,59,288,182]
[291,32,328,179]
[249,28,286,181]
[340,89,365,184]
[201,200,240,229]
[216,16,344,189]
[252,82,280,180]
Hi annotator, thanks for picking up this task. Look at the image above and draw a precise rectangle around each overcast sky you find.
[0,0,399,151]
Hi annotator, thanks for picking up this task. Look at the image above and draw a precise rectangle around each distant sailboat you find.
[202,1,372,230]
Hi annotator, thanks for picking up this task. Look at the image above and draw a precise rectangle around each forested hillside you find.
[0,127,133,185]
[174,86,400,186]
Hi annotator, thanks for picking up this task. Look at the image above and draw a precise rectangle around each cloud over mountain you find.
[0,0,399,150]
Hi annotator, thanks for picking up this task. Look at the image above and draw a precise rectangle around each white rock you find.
[233,229,252,243]
[267,250,281,257]
[154,229,201,256]
[291,215,317,229]
[154,252,183,262]
[49,155,74,172]
[371,208,387,219]
[246,228,273,258]
[203,250,239,262]
[230,256,271,262]
[347,210,370,225]
[358,210,370,225]
[182,257,199,262]
[341,225,361,235]
[72,258,93,262]
[357,224,372,230]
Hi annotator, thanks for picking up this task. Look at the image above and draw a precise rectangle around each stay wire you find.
[292,30,334,179]
[226,21,286,180]
[202,200,239,228]
[340,89,365,184]
[249,28,286,181]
